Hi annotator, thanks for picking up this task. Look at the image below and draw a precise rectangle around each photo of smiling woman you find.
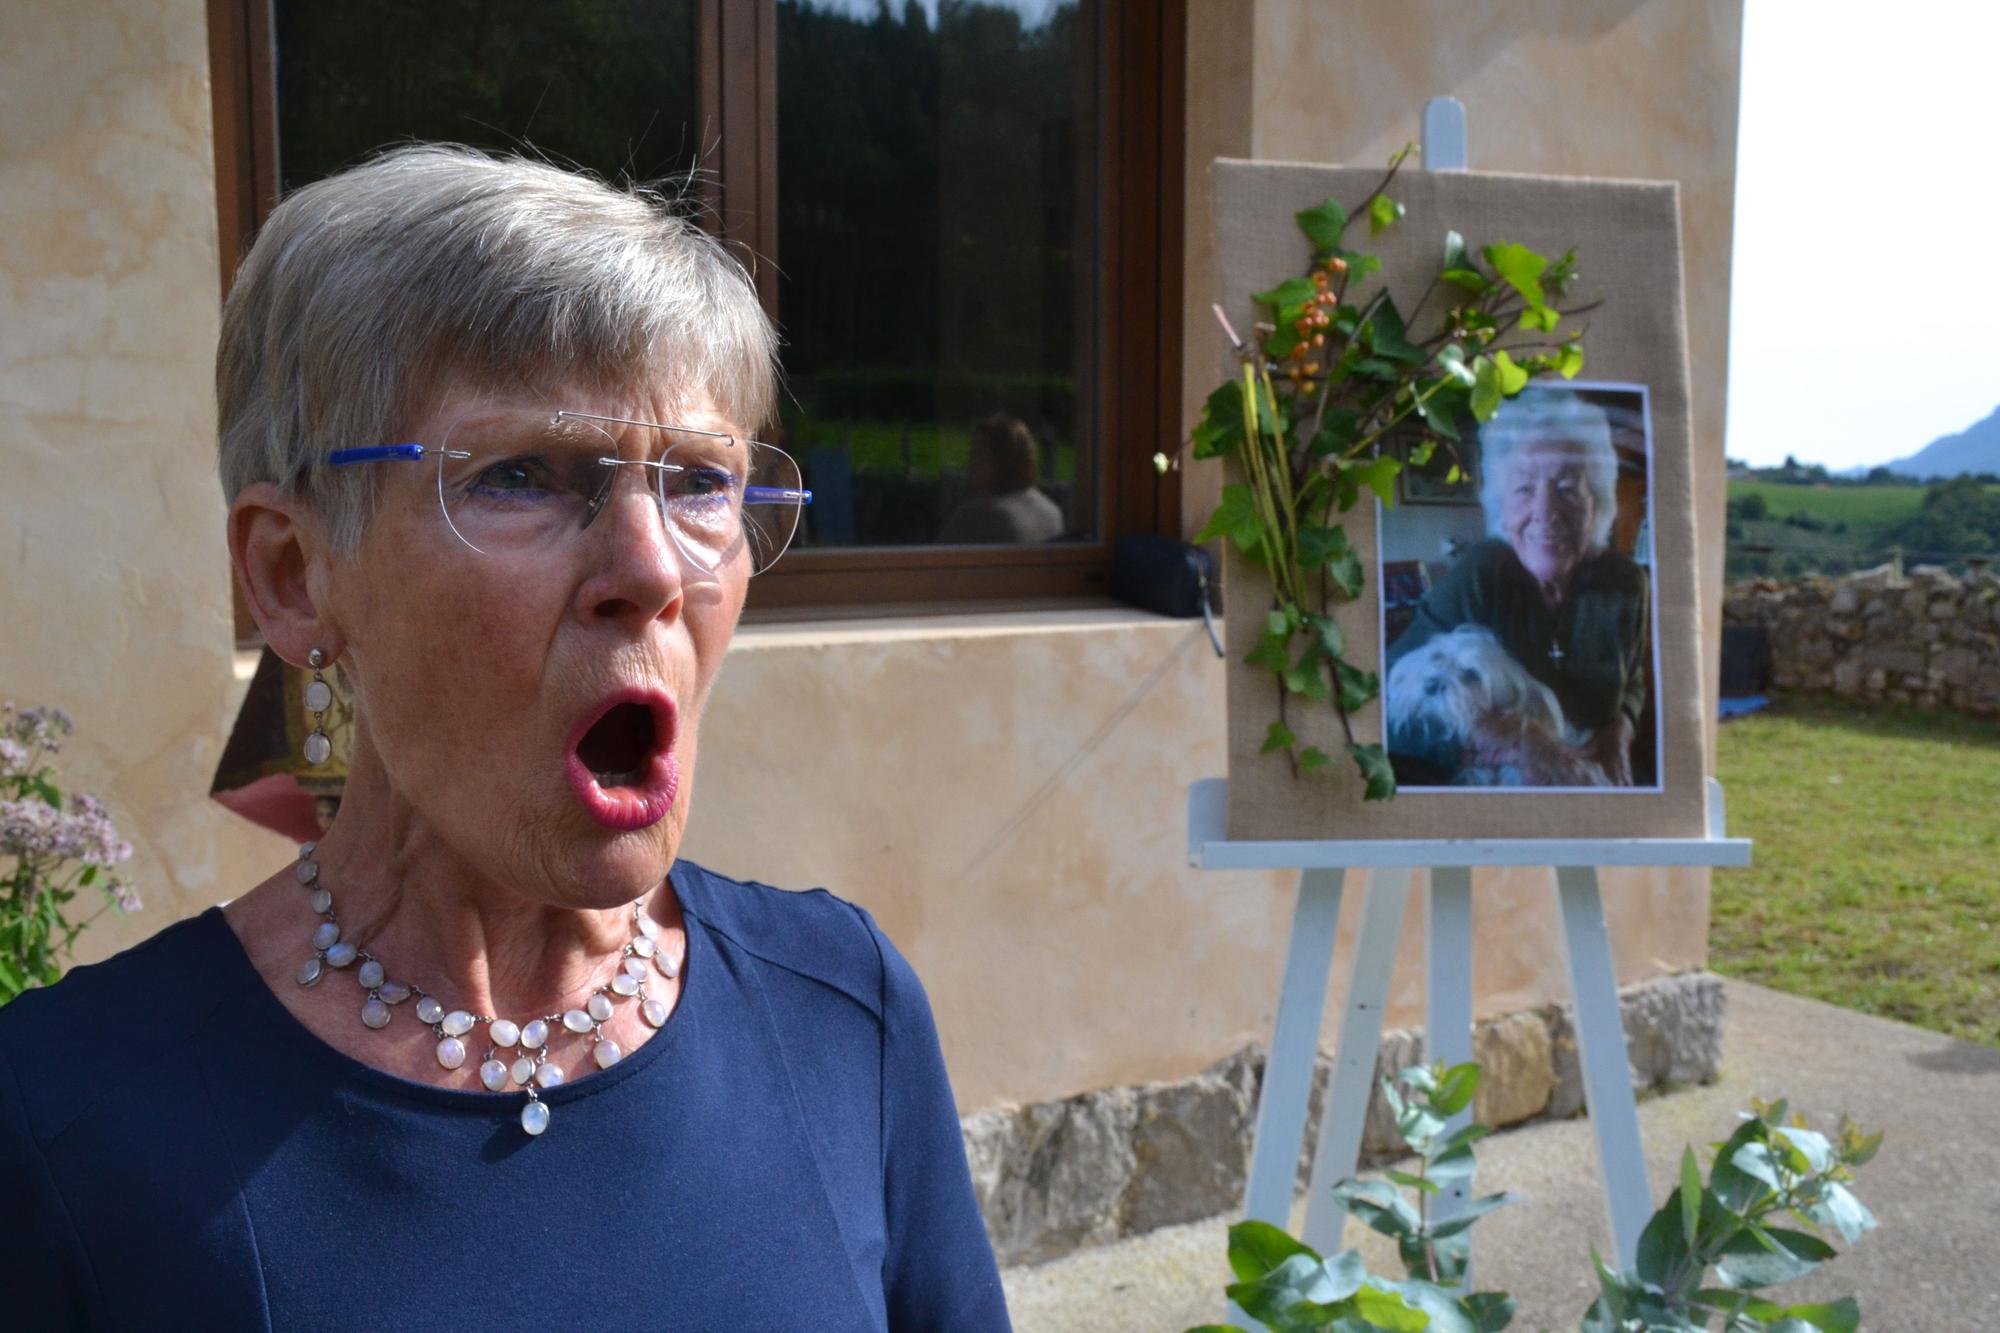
[1381,384,1660,791]
[0,147,1010,1330]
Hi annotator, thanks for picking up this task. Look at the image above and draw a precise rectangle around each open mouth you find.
[564,691,679,830]
[576,701,660,788]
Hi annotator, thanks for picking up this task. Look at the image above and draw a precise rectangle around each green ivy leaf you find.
[1443,229,1468,270]
[1261,720,1298,755]
[1516,303,1560,333]
[1307,407,1360,457]
[1347,455,1401,506]
[1442,267,1491,294]
[1334,661,1377,713]
[1298,612,1344,661]
[1349,355,1400,381]
[1492,349,1530,396]
[1470,355,1503,421]
[1266,605,1296,638]
[1367,194,1404,236]
[1555,342,1585,379]
[1247,632,1290,673]
[1348,742,1396,800]
[1365,296,1426,365]
[1195,484,1265,559]
[1435,343,1477,389]
[1482,241,1548,309]
[1340,250,1383,283]
[1192,382,1245,459]
[1252,275,1317,310]
[1297,746,1332,774]
[1284,656,1330,702]
[1296,198,1348,251]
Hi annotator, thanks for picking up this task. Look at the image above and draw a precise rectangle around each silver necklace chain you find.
[289,841,681,1137]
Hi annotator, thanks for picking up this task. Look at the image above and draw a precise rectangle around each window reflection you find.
[777,0,1097,548]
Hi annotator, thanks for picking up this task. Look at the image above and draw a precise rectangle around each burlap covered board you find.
[1214,160,1705,841]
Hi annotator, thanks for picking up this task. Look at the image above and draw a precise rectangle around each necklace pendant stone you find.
[489,1019,520,1048]
[308,888,332,915]
[520,1019,549,1049]
[622,956,649,981]
[326,941,358,968]
[357,958,385,990]
[360,998,391,1029]
[378,981,411,1004]
[593,1039,622,1069]
[642,998,669,1028]
[295,860,318,885]
[611,973,640,996]
[415,996,444,1024]
[656,951,681,979]
[521,1099,551,1136]
[296,957,323,987]
[312,920,340,951]
[511,1056,535,1085]
[637,913,660,940]
[631,935,656,959]
[535,1062,565,1089]
[562,1008,592,1035]
[442,1009,476,1037]
[436,1036,467,1070]
[479,1059,509,1092]
[586,994,613,1023]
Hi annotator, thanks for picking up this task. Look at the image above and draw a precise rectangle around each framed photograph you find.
[1214,160,1707,841]
[1378,382,1659,793]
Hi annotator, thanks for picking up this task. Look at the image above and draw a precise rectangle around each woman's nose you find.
[575,473,687,625]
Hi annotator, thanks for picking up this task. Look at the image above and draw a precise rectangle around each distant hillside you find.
[1887,403,2000,478]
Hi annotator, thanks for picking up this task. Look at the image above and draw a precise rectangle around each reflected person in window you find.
[937,414,1065,544]
[0,146,1010,1332]
[1384,388,1649,787]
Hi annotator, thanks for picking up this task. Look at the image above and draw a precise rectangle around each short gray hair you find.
[1477,387,1619,550]
[217,144,779,553]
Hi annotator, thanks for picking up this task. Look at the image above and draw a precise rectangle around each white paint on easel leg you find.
[1301,867,1412,1255]
[1555,865,1654,1268]
[1426,865,1476,1231]
[1241,867,1348,1228]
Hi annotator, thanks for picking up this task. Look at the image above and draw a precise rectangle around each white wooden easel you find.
[1188,775,1750,1269]
[1193,100,1753,1285]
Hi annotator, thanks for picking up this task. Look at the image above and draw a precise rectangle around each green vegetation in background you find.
[1713,695,2000,1048]
[1724,477,2000,580]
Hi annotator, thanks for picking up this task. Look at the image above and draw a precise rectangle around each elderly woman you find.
[1385,387,1650,786]
[0,147,1010,1329]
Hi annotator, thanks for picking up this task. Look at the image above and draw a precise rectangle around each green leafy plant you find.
[1191,1064,1878,1333]
[0,703,139,1004]
[1175,150,1590,797]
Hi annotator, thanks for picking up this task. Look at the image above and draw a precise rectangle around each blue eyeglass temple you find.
[326,443,813,507]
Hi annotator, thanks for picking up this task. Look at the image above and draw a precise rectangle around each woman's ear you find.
[229,482,339,665]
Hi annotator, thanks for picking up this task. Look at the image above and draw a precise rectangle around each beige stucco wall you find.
[0,0,293,964]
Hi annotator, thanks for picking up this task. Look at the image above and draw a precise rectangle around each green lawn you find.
[1712,694,2000,1047]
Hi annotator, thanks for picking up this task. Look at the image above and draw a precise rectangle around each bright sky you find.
[1726,2,2000,470]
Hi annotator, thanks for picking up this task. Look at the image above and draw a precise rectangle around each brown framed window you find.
[210,0,1182,620]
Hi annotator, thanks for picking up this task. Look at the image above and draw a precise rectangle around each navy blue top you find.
[0,861,1010,1331]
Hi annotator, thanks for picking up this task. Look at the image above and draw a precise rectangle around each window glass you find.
[275,0,699,195]
[775,0,1099,549]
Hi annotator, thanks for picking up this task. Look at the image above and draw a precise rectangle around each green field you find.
[1726,479,1926,539]
[1712,695,2000,1047]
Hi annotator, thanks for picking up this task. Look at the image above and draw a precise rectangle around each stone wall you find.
[966,971,1725,1268]
[1724,565,2000,714]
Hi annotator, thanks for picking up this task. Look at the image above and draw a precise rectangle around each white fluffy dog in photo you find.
[1385,624,1611,787]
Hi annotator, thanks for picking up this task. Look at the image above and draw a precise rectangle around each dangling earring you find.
[303,648,333,766]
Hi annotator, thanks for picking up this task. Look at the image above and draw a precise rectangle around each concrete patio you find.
[1003,980,2000,1332]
